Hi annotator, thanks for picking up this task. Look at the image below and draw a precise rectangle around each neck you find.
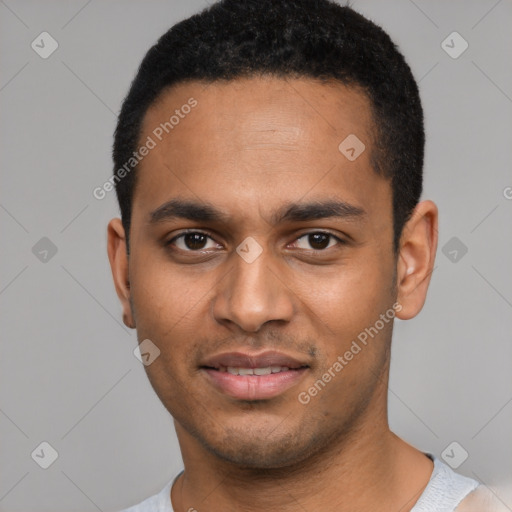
[171,389,433,512]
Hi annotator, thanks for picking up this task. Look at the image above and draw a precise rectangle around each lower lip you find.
[202,368,308,400]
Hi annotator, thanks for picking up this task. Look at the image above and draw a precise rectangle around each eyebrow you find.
[148,198,366,225]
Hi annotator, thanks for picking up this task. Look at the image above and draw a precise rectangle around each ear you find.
[107,218,135,329]
[395,200,438,320]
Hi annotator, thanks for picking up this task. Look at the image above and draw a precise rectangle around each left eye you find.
[291,232,341,251]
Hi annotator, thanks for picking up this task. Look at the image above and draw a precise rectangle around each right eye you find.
[167,231,222,252]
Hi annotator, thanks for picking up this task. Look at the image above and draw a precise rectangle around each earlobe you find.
[123,312,135,329]
[107,218,136,329]
[395,200,438,321]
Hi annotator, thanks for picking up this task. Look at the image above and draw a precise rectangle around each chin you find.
[195,421,338,471]
[208,441,308,469]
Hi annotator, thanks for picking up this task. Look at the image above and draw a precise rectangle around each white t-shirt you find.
[120,454,504,512]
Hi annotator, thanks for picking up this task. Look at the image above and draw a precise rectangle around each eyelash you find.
[166,230,346,253]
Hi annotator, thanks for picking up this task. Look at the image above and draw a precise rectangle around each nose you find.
[212,241,295,333]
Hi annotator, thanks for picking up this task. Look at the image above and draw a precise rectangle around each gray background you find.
[1,0,511,510]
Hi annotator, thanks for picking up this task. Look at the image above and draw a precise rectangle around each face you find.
[108,77,435,469]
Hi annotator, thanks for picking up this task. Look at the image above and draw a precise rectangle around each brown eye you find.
[292,232,341,251]
[308,233,330,250]
[183,233,208,250]
[169,232,220,252]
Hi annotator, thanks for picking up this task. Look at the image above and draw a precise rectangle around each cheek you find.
[296,253,394,371]
[129,248,215,331]
[300,265,394,412]
[308,257,389,321]
[128,262,220,392]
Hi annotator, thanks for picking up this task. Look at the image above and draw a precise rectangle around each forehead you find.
[133,77,390,227]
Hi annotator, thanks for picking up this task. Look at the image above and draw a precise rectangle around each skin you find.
[108,76,438,512]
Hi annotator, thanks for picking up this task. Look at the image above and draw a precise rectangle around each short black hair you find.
[113,0,424,253]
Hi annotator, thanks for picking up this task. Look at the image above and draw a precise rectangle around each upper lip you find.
[201,350,309,369]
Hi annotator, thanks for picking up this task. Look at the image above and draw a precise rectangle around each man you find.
[107,0,504,510]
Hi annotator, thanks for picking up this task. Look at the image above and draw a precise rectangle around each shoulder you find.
[118,476,176,512]
[455,485,511,512]
[412,454,508,512]
[411,454,478,511]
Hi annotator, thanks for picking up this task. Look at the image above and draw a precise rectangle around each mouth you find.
[200,351,310,400]
[207,365,304,375]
